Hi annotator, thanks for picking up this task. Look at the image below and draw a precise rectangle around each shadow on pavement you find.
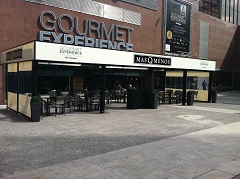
[0,109,31,123]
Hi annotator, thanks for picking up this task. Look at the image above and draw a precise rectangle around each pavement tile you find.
[48,159,97,175]
[141,157,184,174]
[217,160,240,175]
[232,174,240,179]
[153,172,185,179]
[4,168,61,179]
[166,160,212,179]
[98,157,160,179]
[84,150,131,165]
[195,169,234,179]
[60,167,123,179]
[168,147,235,168]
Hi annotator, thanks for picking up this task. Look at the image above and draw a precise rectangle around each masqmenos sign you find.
[134,55,171,66]
[39,10,133,52]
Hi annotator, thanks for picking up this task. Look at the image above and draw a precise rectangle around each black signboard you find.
[6,49,22,60]
[164,0,191,55]
[134,55,171,66]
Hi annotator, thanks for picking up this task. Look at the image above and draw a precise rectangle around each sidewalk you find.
[4,120,240,179]
[1,90,240,179]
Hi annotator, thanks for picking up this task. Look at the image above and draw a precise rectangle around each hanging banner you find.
[164,0,192,56]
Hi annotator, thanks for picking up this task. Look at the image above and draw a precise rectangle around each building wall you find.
[0,0,164,104]
[192,12,238,70]
[1,0,237,64]
[0,0,163,54]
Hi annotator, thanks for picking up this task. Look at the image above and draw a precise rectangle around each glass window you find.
[166,77,182,89]
[226,4,230,22]
[187,77,198,89]
[7,72,17,93]
[230,6,234,23]
[234,12,238,23]
[238,13,240,24]
[19,71,32,95]
[221,5,226,20]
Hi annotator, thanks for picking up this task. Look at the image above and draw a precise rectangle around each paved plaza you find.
[0,91,240,179]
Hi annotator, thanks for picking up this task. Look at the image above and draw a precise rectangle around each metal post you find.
[148,68,153,90]
[32,61,38,96]
[208,71,213,103]
[100,65,106,113]
[182,70,187,105]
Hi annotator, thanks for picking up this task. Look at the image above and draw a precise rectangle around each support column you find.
[162,70,166,91]
[100,65,106,113]
[32,61,38,96]
[208,71,213,103]
[148,68,153,90]
[182,70,187,105]
[17,63,19,112]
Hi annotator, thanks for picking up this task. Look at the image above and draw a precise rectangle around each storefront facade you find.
[1,40,215,117]
[2,0,237,117]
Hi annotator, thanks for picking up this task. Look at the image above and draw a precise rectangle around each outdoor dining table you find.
[41,96,65,116]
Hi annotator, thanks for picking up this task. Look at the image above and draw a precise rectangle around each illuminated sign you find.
[39,10,134,51]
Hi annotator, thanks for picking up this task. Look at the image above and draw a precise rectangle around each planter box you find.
[187,92,194,106]
[127,89,148,109]
[31,102,41,122]
[149,95,158,109]
[211,91,217,103]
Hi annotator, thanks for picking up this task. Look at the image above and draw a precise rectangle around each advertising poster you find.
[164,0,192,56]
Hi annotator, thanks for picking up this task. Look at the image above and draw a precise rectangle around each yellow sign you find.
[167,30,172,39]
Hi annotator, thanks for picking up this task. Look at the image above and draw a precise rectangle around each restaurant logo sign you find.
[39,10,133,52]
[59,46,82,60]
[200,61,208,69]
[6,49,22,61]
[134,55,171,66]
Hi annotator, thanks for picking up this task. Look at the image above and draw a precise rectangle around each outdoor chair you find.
[172,90,181,104]
[105,91,112,105]
[158,91,166,104]
[165,90,173,104]
[40,98,47,115]
[115,90,121,102]
[73,94,86,112]
[46,96,65,116]
[90,95,100,112]
[64,95,73,113]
